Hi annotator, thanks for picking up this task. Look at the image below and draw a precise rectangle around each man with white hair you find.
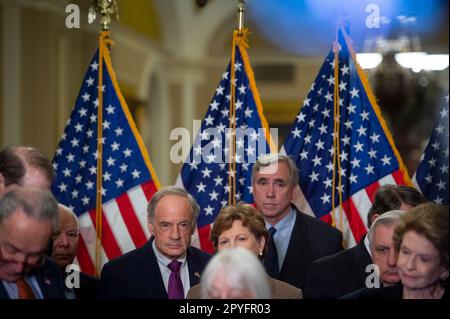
[342,210,407,299]
[201,247,271,299]
[304,185,427,299]
[51,204,98,299]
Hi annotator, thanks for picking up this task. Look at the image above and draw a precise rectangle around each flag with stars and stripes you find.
[51,46,160,275]
[176,30,275,253]
[413,93,449,206]
[282,26,411,248]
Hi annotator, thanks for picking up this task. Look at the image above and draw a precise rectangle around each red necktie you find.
[17,279,36,299]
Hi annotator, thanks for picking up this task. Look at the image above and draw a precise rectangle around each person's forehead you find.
[256,161,290,177]
[59,211,78,229]
[219,220,250,235]
[155,194,193,217]
[373,223,395,243]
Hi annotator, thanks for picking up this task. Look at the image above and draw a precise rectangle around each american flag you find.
[176,32,274,253]
[413,93,449,206]
[282,26,411,247]
[51,47,160,275]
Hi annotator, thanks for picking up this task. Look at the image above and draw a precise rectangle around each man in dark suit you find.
[252,154,343,290]
[0,186,65,299]
[304,235,372,299]
[51,204,98,299]
[304,185,428,299]
[98,186,211,299]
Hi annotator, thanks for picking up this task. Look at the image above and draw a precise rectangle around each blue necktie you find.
[264,227,279,278]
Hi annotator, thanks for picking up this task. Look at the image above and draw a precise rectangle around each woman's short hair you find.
[367,185,428,227]
[393,203,449,268]
[200,247,271,299]
[210,203,269,256]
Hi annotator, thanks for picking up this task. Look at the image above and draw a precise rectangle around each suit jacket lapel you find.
[279,209,308,279]
[0,281,9,299]
[186,248,202,286]
[34,257,64,299]
[138,239,168,299]
[352,236,372,281]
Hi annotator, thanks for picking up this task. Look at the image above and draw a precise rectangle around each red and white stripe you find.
[76,181,157,275]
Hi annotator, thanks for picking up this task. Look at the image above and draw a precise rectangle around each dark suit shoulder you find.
[297,211,343,240]
[80,272,99,284]
[187,246,211,264]
[304,240,371,299]
[341,284,403,299]
[311,243,358,269]
[36,257,66,299]
[102,242,150,272]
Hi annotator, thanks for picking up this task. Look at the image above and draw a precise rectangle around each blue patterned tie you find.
[264,227,279,278]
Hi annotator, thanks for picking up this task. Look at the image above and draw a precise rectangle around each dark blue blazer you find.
[98,239,211,299]
[273,205,343,290]
[304,235,372,299]
[0,256,65,299]
[72,272,98,299]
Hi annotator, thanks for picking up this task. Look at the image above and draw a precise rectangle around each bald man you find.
[51,204,98,299]
[0,146,54,197]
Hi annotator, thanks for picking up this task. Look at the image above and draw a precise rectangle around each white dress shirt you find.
[152,240,191,298]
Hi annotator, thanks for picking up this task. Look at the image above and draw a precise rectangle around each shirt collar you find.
[152,240,187,272]
[265,208,296,240]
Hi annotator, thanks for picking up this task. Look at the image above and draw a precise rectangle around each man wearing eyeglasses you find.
[51,204,98,299]
[251,154,343,290]
[0,186,65,299]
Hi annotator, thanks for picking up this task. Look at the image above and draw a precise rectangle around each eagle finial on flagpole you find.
[89,0,120,31]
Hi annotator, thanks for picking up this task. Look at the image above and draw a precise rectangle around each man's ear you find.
[371,213,380,225]
[148,220,154,236]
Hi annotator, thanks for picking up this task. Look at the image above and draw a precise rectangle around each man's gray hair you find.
[251,153,299,186]
[368,209,406,249]
[0,185,59,231]
[147,186,200,224]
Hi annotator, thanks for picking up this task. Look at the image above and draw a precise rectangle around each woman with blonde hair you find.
[393,203,448,299]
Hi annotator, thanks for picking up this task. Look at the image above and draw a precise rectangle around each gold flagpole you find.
[89,0,119,278]
[331,19,344,232]
[228,0,245,206]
